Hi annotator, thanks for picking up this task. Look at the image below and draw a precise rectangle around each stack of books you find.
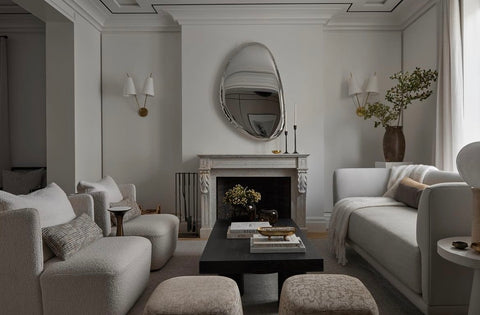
[227,221,271,239]
[249,234,306,253]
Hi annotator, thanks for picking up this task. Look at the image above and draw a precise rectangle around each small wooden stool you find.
[144,276,243,315]
[279,274,378,315]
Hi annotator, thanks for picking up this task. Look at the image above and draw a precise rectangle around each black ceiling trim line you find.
[99,0,403,15]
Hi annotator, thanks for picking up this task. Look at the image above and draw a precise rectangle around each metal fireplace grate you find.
[175,172,199,236]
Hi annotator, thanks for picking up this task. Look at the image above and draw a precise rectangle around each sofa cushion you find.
[40,236,151,315]
[0,183,76,228]
[348,205,421,294]
[77,176,123,203]
[42,213,103,260]
[394,177,428,209]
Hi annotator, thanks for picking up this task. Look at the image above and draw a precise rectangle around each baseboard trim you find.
[306,213,331,232]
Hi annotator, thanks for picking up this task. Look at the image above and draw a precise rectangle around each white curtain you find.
[0,36,10,187]
[435,0,464,171]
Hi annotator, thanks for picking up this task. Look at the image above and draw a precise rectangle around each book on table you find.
[227,221,271,239]
[250,234,306,253]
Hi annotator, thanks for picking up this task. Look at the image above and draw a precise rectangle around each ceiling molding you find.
[159,4,348,25]
[102,14,179,32]
[64,0,108,30]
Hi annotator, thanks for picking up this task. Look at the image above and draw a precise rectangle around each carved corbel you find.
[298,170,307,194]
[199,171,210,194]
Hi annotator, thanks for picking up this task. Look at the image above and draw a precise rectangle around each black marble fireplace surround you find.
[216,176,291,220]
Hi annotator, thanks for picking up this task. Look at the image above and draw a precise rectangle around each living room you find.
[1,0,479,314]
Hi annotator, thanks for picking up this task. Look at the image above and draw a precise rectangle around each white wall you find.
[102,31,181,209]
[402,4,438,165]
[323,30,402,212]
[6,27,46,167]
[74,15,102,183]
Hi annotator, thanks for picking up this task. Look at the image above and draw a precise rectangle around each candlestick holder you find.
[284,130,289,154]
[293,125,298,154]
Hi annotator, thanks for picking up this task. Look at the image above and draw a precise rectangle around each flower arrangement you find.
[224,184,261,207]
[357,67,438,128]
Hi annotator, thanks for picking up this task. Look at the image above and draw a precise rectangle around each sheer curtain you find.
[435,0,480,171]
[0,36,10,187]
[435,0,464,171]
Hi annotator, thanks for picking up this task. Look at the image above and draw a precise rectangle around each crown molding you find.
[102,13,179,32]
[64,0,108,31]
[158,4,348,25]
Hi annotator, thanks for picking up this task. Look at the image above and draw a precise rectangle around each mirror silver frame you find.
[220,42,285,140]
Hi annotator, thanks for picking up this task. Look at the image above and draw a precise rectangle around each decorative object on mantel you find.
[219,42,285,140]
[350,68,438,162]
[293,103,299,154]
[223,184,261,222]
[456,141,480,243]
[347,72,379,117]
[123,73,154,117]
[284,129,289,154]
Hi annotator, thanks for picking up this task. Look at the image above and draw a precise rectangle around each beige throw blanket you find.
[328,197,405,265]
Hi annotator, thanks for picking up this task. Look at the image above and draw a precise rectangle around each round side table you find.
[108,206,132,236]
[437,236,480,315]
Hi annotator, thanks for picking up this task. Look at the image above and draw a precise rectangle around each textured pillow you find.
[77,176,123,203]
[2,168,45,194]
[110,198,141,225]
[394,177,429,209]
[42,213,103,260]
[0,183,76,228]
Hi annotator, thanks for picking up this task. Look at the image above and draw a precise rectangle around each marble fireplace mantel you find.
[198,154,309,238]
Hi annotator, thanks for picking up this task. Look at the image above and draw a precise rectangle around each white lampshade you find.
[347,73,362,96]
[123,75,136,96]
[142,74,154,97]
[366,72,379,93]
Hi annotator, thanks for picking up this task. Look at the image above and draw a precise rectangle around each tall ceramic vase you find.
[383,126,405,162]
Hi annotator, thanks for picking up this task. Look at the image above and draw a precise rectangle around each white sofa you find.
[0,193,151,315]
[333,168,473,315]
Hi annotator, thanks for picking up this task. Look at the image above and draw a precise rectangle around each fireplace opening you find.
[216,177,291,220]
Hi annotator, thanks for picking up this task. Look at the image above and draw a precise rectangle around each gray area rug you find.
[128,239,423,315]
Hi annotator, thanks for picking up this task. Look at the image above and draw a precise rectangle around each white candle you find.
[294,104,297,126]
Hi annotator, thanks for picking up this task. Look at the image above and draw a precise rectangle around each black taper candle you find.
[293,125,298,154]
[284,130,289,154]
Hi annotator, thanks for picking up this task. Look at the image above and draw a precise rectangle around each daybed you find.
[333,168,473,314]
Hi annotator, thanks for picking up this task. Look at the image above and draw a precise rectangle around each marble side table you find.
[108,206,132,236]
[437,236,480,315]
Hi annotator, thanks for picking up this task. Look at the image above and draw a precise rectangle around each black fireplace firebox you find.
[216,177,291,220]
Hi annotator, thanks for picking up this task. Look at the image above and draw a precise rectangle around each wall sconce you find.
[123,73,155,117]
[347,72,378,116]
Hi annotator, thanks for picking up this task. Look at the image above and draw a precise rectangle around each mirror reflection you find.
[220,43,285,140]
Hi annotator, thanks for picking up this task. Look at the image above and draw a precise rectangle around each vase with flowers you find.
[224,184,261,222]
[354,67,438,162]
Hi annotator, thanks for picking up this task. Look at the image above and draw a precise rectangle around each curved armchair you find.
[87,183,179,270]
[0,193,151,315]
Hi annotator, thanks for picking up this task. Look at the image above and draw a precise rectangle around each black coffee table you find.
[199,218,324,297]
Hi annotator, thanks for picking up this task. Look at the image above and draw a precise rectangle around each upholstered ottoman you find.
[279,274,378,315]
[144,276,243,315]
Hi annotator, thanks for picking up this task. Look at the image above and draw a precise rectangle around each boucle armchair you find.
[0,193,151,315]
[85,182,179,270]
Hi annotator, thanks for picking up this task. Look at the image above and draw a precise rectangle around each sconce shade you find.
[123,76,136,96]
[366,73,379,93]
[143,74,155,96]
[347,73,362,96]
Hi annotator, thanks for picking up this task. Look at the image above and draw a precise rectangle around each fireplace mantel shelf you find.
[198,154,309,238]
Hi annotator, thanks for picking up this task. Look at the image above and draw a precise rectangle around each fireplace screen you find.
[216,177,291,220]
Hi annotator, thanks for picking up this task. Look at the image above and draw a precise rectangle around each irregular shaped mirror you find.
[220,43,285,140]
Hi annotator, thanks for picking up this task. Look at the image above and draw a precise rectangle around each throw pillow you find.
[110,198,141,226]
[42,213,103,260]
[0,182,76,228]
[77,176,123,203]
[394,177,429,209]
[2,168,45,195]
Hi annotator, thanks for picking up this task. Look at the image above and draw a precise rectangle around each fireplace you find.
[198,154,309,238]
[216,176,291,220]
